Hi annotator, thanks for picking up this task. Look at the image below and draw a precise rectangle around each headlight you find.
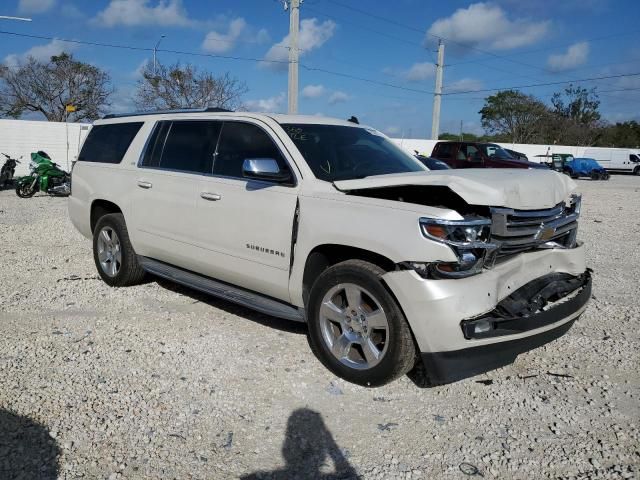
[416,217,496,279]
[569,193,581,217]
[421,218,491,246]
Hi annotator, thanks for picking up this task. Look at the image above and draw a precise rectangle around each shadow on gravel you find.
[154,277,308,335]
[241,408,358,480]
[0,409,60,480]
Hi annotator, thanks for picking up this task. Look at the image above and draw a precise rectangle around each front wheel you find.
[15,180,37,198]
[307,260,416,387]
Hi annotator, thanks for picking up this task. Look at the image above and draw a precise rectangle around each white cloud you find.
[245,92,286,112]
[384,126,401,135]
[443,78,483,93]
[404,62,435,82]
[427,3,549,51]
[18,0,55,14]
[93,0,193,27]
[302,84,325,98]
[328,91,349,105]
[547,42,589,72]
[262,18,336,70]
[202,18,247,53]
[4,39,75,68]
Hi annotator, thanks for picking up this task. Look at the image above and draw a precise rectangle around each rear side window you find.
[214,122,287,179]
[78,122,143,163]
[140,120,221,174]
[434,143,453,159]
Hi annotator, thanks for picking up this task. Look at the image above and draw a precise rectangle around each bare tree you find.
[0,53,112,122]
[134,61,247,111]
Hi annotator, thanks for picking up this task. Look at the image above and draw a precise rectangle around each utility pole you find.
[153,35,165,76]
[285,0,301,114]
[431,39,444,140]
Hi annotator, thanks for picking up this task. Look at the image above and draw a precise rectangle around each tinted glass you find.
[481,144,512,159]
[78,122,143,164]
[214,122,287,179]
[160,121,221,174]
[282,124,424,181]
[435,143,453,159]
[140,121,170,168]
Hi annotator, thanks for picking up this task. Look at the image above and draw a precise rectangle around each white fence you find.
[0,119,92,176]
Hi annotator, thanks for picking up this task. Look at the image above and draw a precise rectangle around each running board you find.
[138,256,305,322]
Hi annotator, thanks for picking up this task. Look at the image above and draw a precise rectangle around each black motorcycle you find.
[1,153,21,189]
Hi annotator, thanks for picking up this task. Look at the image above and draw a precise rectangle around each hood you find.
[333,169,576,210]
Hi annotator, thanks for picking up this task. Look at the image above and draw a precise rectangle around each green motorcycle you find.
[15,151,70,198]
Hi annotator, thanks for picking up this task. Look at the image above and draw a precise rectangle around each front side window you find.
[214,122,288,179]
[481,144,512,160]
[435,143,453,159]
[281,123,425,181]
[79,122,143,164]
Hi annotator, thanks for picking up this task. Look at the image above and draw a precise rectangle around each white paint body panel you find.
[69,112,588,355]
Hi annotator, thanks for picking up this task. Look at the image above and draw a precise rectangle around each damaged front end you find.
[461,270,592,340]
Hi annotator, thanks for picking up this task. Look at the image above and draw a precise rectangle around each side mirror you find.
[242,158,292,183]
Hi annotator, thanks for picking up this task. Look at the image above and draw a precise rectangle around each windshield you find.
[481,144,513,160]
[281,123,426,181]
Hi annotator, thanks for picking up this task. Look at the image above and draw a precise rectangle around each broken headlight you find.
[417,217,496,279]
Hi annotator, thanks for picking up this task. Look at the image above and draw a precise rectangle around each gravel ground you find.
[0,176,639,480]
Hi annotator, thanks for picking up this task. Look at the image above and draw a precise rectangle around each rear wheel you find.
[307,260,416,387]
[591,171,600,180]
[93,213,146,287]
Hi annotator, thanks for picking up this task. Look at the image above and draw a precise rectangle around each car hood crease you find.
[333,169,576,210]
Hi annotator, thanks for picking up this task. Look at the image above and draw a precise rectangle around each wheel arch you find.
[301,244,396,307]
[90,199,122,233]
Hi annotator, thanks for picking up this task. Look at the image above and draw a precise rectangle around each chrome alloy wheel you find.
[97,226,122,277]
[319,283,390,369]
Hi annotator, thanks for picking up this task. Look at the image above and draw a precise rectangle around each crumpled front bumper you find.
[382,243,590,384]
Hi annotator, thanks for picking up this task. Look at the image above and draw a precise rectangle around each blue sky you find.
[1,0,639,137]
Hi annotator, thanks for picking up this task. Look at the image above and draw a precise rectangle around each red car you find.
[431,142,548,169]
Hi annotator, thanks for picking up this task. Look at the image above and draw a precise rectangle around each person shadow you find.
[242,408,359,480]
[0,408,60,479]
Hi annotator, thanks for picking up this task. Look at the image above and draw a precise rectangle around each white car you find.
[68,109,592,387]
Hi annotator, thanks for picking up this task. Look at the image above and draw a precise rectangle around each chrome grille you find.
[490,202,579,259]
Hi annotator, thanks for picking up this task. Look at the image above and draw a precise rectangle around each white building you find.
[0,119,92,177]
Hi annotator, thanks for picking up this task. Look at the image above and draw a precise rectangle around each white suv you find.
[68,109,591,387]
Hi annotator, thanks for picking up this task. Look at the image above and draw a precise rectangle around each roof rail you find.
[102,107,232,119]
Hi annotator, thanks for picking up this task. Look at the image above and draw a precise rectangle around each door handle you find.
[200,192,222,201]
[137,181,152,189]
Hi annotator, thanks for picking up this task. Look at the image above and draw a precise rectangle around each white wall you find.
[0,119,92,176]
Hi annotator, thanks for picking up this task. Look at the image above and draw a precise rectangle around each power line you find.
[441,73,640,96]
[1,30,639,101]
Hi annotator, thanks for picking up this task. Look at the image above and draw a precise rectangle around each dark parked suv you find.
[431,142,547,169]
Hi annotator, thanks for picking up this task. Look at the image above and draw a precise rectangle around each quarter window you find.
[78,122,143,164]
[214,122,288,179]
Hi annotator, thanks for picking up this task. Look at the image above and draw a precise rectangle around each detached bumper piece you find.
[420,270,591,385]
[461,270,591,340]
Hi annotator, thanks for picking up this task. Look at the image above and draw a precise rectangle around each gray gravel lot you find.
[0,176,639,479]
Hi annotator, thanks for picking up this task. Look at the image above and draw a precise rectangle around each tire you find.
[590,171,599,181]
[93,213,146,287]
[634,166,640,176]
[15,181,36,198]
[307,259,416,387]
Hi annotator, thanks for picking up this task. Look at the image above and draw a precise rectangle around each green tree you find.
[134,61,247,111]
[479,90,549,143]
[0,53,112,122]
